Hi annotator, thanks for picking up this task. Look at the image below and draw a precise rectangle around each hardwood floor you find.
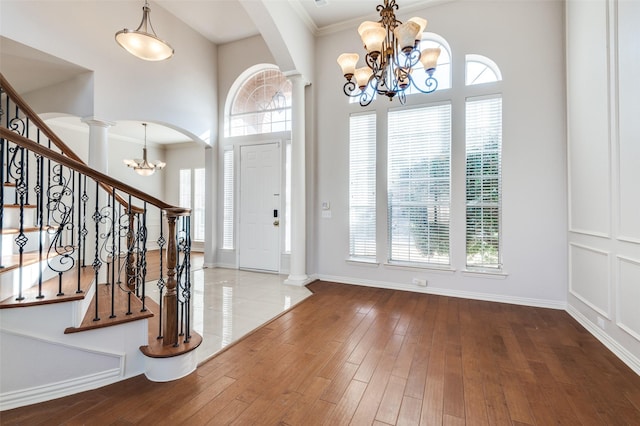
[3,280,640,425]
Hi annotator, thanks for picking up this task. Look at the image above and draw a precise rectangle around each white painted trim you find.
[0,328,127,363]
[617,235,640,245]
[0,367,123,411]
[144,350,197,382]
[568,243,611,319]
[616,255,640,342]
[567,304,640,376]
[316,274,566,310]
[568,228,611,239]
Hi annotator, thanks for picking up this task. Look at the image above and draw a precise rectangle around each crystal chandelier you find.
[115,0,174,61]
[123,123,166,176]
[337,0,441,106]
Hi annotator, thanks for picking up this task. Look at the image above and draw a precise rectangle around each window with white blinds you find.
[466,96,502,269]
[388,104,451,265]
[179,169,191,209]
[193,168,205,241]
[349,113,377,260]
[222,149,234,249]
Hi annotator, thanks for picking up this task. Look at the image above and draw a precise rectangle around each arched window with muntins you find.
[226,66,292,137]
[465,54,503,85]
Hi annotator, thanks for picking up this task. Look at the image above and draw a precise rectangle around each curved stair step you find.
[64,283,154,334]
[0,265,94,308]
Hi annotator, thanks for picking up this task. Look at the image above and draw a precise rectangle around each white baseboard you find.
[0,368,122,411]
[316,274,566,310]
[566,304,640,376]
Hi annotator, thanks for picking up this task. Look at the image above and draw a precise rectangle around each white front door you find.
[239,143,280,272]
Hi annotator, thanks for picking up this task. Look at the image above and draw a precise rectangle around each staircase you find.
[0,74,201,411]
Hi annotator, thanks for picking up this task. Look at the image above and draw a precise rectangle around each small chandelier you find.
[337,0,441,106]
[124,123,166,176]
[115,0,174,61]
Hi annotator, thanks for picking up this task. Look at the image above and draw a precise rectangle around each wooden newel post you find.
[163,211,179,346]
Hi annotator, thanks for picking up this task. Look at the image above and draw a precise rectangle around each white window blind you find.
[388,104,451,265]
[193,168,205,241]
[466,95,502,268]
[222,149,234,249]
[179,169,191,209]
[349,113,377,260]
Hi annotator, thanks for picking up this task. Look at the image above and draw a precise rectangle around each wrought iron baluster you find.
[110,187,116,319]
[125,195,135,291]
[36,144,44,299]
[92,180,101,322]
[81,175,88,267]
[183,215,192,342]
[24,118,29,205]
[116,203,122,285]
[140,202,147,312]
[14,146,27,301]
[76,171,83,294]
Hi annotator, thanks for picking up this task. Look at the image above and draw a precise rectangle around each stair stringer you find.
[0,300,149,411]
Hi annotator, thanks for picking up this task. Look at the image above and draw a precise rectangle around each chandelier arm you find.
[397,89,407,104]
[359,90,375,107]
[343,80,358,97]
[407,74,439,94]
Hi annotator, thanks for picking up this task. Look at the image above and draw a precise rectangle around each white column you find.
[81,117,113,283]
[203,145,217,268]
[82,117,114,173]
[285,74,310,286]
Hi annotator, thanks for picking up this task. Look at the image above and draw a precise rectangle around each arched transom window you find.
[226,67,292,137]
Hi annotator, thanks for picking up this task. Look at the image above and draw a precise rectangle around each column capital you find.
[81,116,115,128]
[283,71,311,86]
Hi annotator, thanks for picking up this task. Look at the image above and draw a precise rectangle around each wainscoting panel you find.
[617,0,640,243]
[567,0,611,237]
[569,243,610,317]
[617,256,640,342]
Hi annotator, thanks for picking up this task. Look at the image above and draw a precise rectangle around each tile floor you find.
[149,257,313,364]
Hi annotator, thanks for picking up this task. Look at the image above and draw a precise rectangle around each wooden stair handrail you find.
[0,127,190,215]
[0,73,144,214]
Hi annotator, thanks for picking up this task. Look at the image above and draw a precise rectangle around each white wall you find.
[566,0,640,374]
[1,0,217,140]
[313,0,567,306]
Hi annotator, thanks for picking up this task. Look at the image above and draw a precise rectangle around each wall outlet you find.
[412,278,427,287]
[597,316,605,330]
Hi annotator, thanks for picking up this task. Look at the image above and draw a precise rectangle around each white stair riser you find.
[2,229,49,255]
[3,207,37,229]
[3,185,16,202]
[0,254,78,302]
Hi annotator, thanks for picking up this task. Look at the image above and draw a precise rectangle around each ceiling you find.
[1,0,440,145]
[156,0,438,45]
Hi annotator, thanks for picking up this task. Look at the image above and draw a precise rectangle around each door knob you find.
[273,220,280,227]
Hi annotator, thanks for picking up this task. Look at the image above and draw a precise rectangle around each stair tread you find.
[0,266,94,308]
[3,204,37,208]
[1,246,75,274]
[64,283,154,334]
[141,296,203,358]
[2,227,43,234]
